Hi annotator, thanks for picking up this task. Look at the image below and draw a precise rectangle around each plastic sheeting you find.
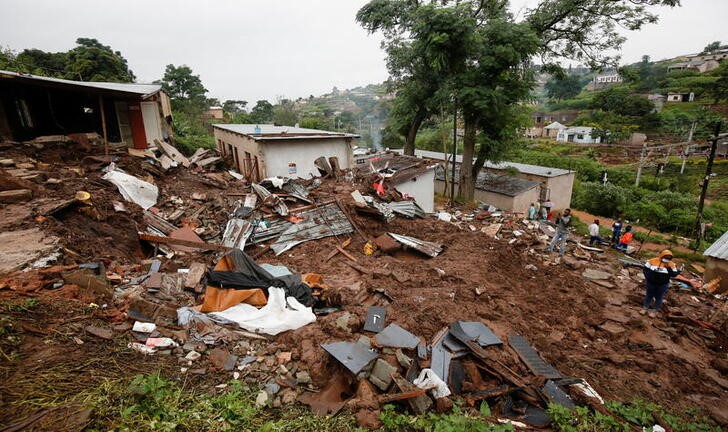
[102,165,158,210]
[209,287,316,335]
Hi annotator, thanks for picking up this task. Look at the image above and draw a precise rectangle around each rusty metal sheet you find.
[271,203,353,255]
[508,334,562,380]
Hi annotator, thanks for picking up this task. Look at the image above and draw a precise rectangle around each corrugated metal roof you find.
[0,69,161,97]
[544,121,566,129]
[435,167,540,197]
[396,149,572,178]
[562,126,594,134]
[214,124,359,140]
[704,230,728,260]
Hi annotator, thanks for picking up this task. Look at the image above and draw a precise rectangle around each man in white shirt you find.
[588,219,604,245]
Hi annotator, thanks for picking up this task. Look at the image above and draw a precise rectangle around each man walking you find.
[548,208,572,256]
[588,219,604,245]
[611,219,623,246]
[641,250,682,317]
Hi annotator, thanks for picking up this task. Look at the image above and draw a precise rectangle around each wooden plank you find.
[336,246,358,262]
[155,139,190,168]
[138,233,231,251]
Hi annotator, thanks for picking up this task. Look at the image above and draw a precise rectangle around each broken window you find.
[15,98,33,128]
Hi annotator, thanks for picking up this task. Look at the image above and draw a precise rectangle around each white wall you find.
[260,138,353,178]
[393,169,435,213]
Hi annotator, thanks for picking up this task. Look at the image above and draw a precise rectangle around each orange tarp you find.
[199,253,267,312]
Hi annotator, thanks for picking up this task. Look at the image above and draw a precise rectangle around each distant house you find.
[587,71,623,91]
[213,124,358,182]
[396,149,576,211]
[667,60,721,74]
[204,106,224,120]
[526,112,577,139]
[556,126,601,144]
[543,121,566,138]
[666,92,695,103]
[0,69,172,148]
[435,168,540,214]
[704,230,728,294]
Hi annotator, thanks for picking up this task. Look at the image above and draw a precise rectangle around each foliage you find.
[545,74,587,100]
[1,38,134,82]
[706,60,728,103]
[379,404,513,432]
[222,99,247,115]
[171,111,215,155]
[590,86,654,118]
[159,64,208,115]
[272,99,299,126]
[250,100,274,123]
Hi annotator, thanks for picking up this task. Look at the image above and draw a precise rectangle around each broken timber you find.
[138,233,232,252]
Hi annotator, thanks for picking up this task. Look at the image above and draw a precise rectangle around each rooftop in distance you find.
[0,69,162,97]
[214,124,360,141]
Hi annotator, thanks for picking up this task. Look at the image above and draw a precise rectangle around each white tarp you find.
[209,287,315,335]
[102,165,158,210]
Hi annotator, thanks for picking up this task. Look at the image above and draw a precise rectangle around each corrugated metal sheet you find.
[704,230,728,260]
[0,69,161,97]
[271,203,353,255]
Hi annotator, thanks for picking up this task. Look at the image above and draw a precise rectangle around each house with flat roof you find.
[556,126,601,144]
[0,69,172,149]
[395,149,576,211]
[213,124,358,182]
[434,167,540,213]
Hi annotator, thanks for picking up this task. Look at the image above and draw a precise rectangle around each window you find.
[577,134,584,139]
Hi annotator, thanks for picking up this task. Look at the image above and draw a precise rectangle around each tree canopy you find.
[159,64,208,115]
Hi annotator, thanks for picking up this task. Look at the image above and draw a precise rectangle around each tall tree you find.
[223,100,248,115]
[65,38,135,82]
[358,0,679,200]
[544,73,584,100]
[159,64,208,115]
[249,100,274,124]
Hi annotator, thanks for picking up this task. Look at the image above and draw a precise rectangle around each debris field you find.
[0,135,726,430]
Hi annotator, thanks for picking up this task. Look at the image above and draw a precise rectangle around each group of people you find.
[527,202,551,221]
[587,218,634,252]
[538,206,682,318]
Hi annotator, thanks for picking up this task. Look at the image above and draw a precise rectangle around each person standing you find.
[548,208,572,256]
[616,225,633,252]
[611,219,623,246]
[641,250,682,317]
[528,203,537,220]
[588,219,604,245]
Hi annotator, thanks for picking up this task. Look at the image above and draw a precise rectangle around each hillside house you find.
[362,153,438,213]
[704,230,728,293]
[667,92,695,103]
[0,69,172,148]
[435,168,540,214]
[587,71,623,91]
[556,126,601,144]
[213,124,357,182]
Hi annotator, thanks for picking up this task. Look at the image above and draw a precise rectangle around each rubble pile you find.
[1,137,727,428]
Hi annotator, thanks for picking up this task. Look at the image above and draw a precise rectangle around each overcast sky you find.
[1,0,726,103]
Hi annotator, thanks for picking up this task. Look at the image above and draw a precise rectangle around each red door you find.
[127,102,147,149]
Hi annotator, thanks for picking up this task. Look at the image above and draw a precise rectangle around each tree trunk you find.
[458,118,476,200]
[404,107,427,156]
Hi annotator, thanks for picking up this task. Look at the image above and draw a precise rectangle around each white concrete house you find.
[557,126,601,144]
[543,121,566,138]
[213,124,358,182]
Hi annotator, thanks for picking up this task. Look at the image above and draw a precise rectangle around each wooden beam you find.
[98,95,109,156]
[138,233,232,252]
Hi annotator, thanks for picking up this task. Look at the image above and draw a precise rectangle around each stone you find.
[189,368,207,375]
[335,312,356,332]
[368,358,397,391]
[295,371,311,385]
[395,349,412,369]
[209,348,238,371]
[582,269,612,280]
[185,351,201,361]
[599,321,627,335]
[84,325,113,340]
[264,382,281,396]
[357,335,371,347]
[277,351,292,363]
[280,389,297,405]
[255,390,269,407]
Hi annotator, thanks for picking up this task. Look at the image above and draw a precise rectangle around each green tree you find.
[223,100,248,115]
[272,100,298,126]
[707,60,728,103]
[14,48,67,76]
[702,41,723,54]
[159,64,208,115]
[545,73,585,100]
[66,38,135,82]
[249,100,273,123]
[590,86,654,117]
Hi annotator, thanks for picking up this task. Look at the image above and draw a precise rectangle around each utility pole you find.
[693,122,722,250]
[680,120,696,174]
[450,102,457,204]
[635,143,647,187]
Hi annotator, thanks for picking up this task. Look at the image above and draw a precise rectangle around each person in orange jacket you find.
[641,249,683,317]
[616,225,633,252]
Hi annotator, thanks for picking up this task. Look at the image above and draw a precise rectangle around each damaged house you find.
[213,124,358,182]
[0,69,172,148]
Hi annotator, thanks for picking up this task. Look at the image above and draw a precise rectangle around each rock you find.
[295,371,311,385]
[395,349,412,369]
[264,382,281,396]
[280,389,297,405]
[592,280,615,288]
[335,312,356,332]
[272,396,282,408]
[209,348,238,371]
[582,269,612,280]
[277,351,292,364]
[189,368,207,375]
[255,390,269,407]
[524,264,538,271]
[185,351,201,361]
[368,358,397,391]
[84,325,113,340]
